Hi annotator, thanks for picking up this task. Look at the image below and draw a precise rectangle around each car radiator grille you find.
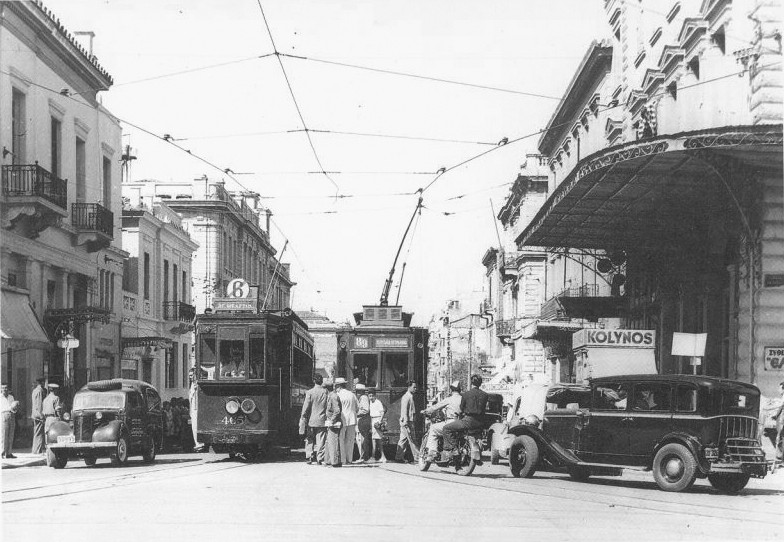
[718,416,757,441]
[74,414,93,442]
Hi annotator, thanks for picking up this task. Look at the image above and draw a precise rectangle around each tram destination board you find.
[212,297,257,312]
[352,336,410,349]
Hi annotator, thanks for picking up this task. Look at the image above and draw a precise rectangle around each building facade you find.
[515,0,783,396]
[122,178,293,314]
[1,1,124,440]
[120,196,197,401]
[296,310,348,378]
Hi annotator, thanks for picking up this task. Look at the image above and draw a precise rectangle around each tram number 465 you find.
[219,415,245,425]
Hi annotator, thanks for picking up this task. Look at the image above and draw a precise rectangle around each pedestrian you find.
[189,368,205,452]
[31,376,47,454]
[368,389,387,463]
[770,381,784,461]
[324,379,342,467]
[1,383,20,458]
[41,383,62,433]
[171,397,183,447]
[395,380,419,463]
[299,373,328,465]
[335,377,358,464]
[163,401,175,451]
[355,383,372,462]
[424,380,463,462]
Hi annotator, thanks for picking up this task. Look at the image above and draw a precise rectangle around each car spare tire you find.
[86,379,123,392]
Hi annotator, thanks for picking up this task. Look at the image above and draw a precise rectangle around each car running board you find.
[574,461,649,471]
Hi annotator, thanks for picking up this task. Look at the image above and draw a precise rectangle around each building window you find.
[102,156,112,208]
[173,264,178,303]
[182,343,189,388]
[47,280,57,309]
[182,270,187,304]
[166,344,177,389]
[143,252,151,300]
[50,117,62,178]
[163,259,169,304]
[11,89,26,164]
[110,272,115,310]
[76,137,86,202]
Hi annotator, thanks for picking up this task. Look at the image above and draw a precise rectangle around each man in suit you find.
[395,380,419,463]
[324,379,342,467]
[31,377,46,454]
[355,383,372,462]
[335,377,358,464]
[300,374,328,465]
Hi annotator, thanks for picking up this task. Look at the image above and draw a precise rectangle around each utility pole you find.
[468,326,473,380]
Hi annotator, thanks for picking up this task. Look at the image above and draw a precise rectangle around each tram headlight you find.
[241,399,256,414]
[225,399,240,414]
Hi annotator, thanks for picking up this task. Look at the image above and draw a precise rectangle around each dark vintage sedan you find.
[507,374,771,493]
[46,379,163,468]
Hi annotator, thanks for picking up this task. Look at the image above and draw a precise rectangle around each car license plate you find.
[57,435,75,444]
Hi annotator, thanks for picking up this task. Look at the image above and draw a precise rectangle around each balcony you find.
[542,283,626,322]
[72,202,113,252]
[2,164,68,237]
[163,301,196,322]
[496,319,515,338]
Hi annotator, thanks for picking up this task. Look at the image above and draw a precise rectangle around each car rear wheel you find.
[509,435,538,478]
[84,457,97,467]
[142,435,157,463]
[47,448,68,469]
[652,443,697,492]
[708,473,750,493]
[111,436,129,466]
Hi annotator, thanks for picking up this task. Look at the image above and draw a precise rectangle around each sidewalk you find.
[1,446,47,470]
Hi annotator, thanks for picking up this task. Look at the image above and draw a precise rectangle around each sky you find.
[44,0,609,325]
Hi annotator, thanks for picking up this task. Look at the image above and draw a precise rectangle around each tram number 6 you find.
[226,278,250,299]
[220,415,245,425]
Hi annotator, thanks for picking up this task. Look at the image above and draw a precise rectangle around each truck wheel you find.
[652,443,697,492]
[708,473,750,493]
[111,436,129,466]
[491,449,501,465]
[84,457,97,467]
[509,435,539,478]
[142,435,157,463]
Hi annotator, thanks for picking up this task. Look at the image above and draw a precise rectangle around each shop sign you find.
[764,347,784,371]
[573,329,655,349]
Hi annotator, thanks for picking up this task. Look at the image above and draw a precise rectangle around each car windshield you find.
[73,391,126,410]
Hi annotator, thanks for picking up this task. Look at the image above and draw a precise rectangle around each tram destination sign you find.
[352,336,411,349]
[212,298,257,312]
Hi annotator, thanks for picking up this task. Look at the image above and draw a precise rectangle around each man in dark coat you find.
[31,377,46,454]
[300,374,328,464]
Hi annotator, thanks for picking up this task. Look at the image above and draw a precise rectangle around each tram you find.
[337,304,428,458]
[193,279,314,460]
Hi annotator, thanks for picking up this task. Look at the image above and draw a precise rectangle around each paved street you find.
[3,451,783,542]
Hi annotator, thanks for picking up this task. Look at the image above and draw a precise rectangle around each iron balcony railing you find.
[72,202,113,237]
[163,301,196,322]
[2,163,68,210]
[556,284,601,298]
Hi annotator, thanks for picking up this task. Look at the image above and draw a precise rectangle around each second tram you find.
[194,282,313,460]
[337,304,428,458]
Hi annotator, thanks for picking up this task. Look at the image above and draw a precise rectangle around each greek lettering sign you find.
[764,347,784,371]
[374,337,410,348]
[572,329,655,349]
[213,298,257,312]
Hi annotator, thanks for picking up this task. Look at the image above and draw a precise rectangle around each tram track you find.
[2,458,253,505]
[382,464,784,526]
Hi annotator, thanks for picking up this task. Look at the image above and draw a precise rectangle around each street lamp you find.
[57,333,80,388]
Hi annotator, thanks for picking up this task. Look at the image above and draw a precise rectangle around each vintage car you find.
[507,374,771,493]
[46,379,163,468]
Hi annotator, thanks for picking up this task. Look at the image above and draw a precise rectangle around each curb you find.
[1,457,47,470]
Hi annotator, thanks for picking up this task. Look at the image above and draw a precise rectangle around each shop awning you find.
[520,319,586,341]
[1,290,52,349]
[517,125,783,250]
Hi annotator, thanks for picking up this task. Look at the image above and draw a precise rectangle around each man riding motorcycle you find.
[422,380,463,462]
[443,374,488,462]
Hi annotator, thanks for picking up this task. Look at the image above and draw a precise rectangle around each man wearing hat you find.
[323,379,342,467]
[355,383,372,462]
[335,377,358,464]
[1,383,20,458]
[31,377,47,454]
[299,374,328,465]
[423,380,463,462]
[42,383,63,433]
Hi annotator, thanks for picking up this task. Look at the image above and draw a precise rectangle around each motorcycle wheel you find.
[454,441,476,477]
[418,431,432,472]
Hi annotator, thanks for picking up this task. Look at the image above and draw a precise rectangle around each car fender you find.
[46,420,72,444]
[92,420,124,443]
[488,422,507,449]
[508,423,581,467]
[653,432,710,475]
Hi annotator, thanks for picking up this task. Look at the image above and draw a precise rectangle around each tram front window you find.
[353,354,378,387]
[220,340,246,379]
[383,353,409,388]
[199,338,217,380]
[249,336,264,379]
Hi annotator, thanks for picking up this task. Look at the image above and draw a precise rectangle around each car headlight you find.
[95,411,103,420]
[225,399,240,414]
[240,398,256,414]
[524,415,541,427]
[63,412,71,421]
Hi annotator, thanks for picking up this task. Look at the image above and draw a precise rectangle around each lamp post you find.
[57,333,80,388]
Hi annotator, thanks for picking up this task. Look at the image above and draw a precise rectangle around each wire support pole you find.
[261,240,289,312]
[380,194,423,305]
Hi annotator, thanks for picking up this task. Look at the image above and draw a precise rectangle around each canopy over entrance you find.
[517,125,783,250]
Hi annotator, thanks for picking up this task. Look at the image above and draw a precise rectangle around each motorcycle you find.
[418,410,483,476]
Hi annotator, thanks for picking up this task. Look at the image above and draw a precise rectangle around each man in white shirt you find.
[335,378,358,464]
[423,380,463,461]
[1,384,20,458]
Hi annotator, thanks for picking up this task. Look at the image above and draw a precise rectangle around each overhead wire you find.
[255,0,340,194]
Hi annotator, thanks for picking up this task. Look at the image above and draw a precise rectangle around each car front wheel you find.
[652,443,697,492]
[708,473,750,493]
[47,448,68,469]
[111,436,129,466]
[509,435,539,478]
[142,435,157,464]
